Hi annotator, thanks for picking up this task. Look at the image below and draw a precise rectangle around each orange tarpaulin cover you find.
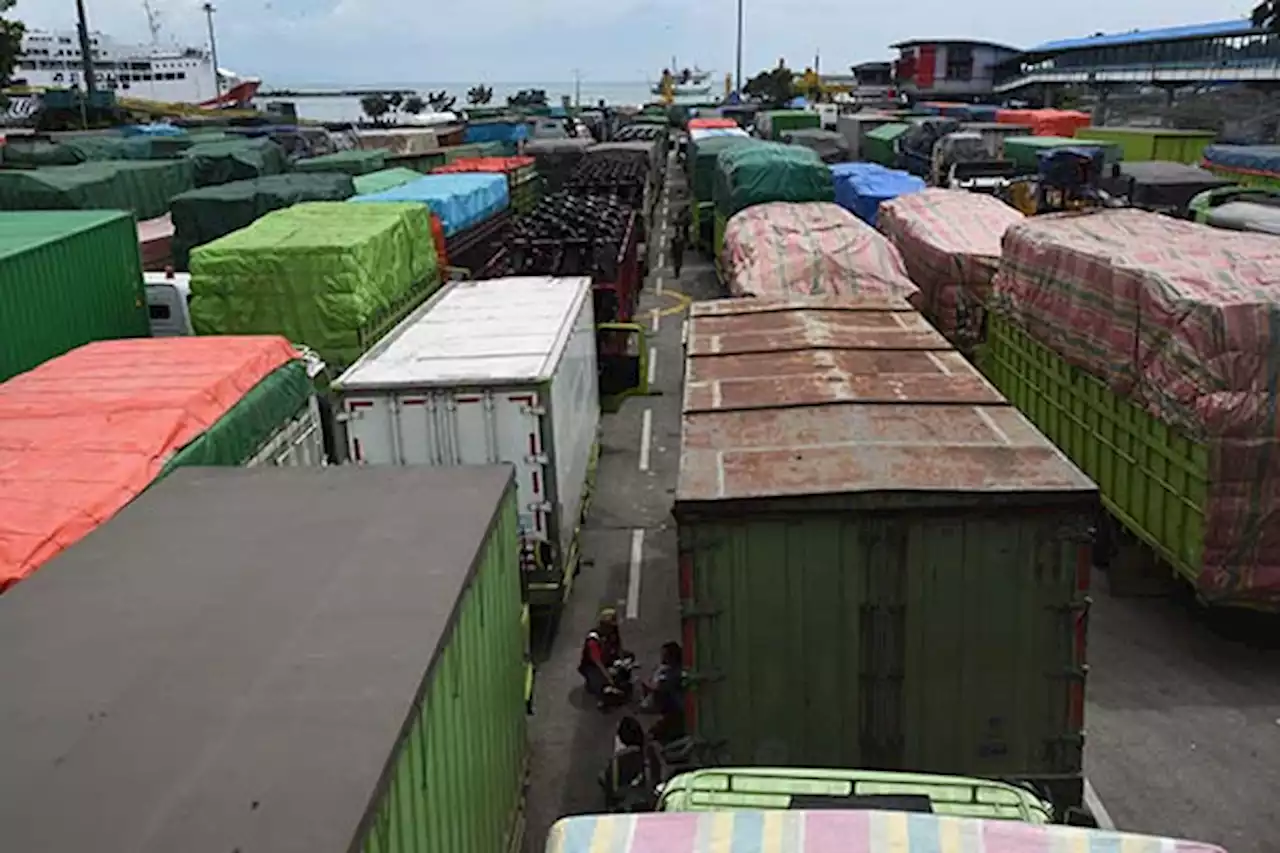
[0,336,298,591]
[689,118,738,130]
[996,109,1090,138]
[431,156,536,175]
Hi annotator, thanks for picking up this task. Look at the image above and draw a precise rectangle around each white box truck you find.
[334,276,600,611]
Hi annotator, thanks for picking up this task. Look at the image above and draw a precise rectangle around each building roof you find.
[852,61,892,70]
[890,38,1021,52]
[1028,18,1258,54]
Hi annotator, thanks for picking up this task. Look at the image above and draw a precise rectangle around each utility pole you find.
[572,68,581,109]
[202,3,222,102]
[74,0,96,94]
[734,0,744,93]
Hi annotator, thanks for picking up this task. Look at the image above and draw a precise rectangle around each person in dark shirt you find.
[600,715,662,811]
[643,641,685,744]
[579,608,625,709]
[671,206,689,279]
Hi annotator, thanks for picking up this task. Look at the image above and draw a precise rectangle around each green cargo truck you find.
[1003,136,1121,172]
[0,159,195,220]
[294,148,387,176]
[0,210,149,384]
[1073,126,1216,164]
[758,109,821,141]
[688,136,760,250]
[862,122,910,167]
[0,465,528,853]
[675,299,1097,810]
[711,143,834,264]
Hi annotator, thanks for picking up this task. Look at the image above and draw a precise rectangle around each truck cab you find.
[143,269,194,337]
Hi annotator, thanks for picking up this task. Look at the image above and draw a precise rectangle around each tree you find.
[467,84,494,105]
[360,93,390,124]
[0,0,25,104]
[386,91,404,111]
[507,88,548,108]
[401,95,425,115]
[743,61,794,108]
[427,89,456,112]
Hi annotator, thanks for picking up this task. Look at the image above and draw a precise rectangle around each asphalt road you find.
[522,146,1280,853]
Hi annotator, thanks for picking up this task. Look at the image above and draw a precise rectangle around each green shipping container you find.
[0,465,528,853]
[1073,126,1216,164]
[674,300,1097,808]
[1003,136,1121,172]
[862,122,910,167]
[760,109,820,141]
[0,210,148,383]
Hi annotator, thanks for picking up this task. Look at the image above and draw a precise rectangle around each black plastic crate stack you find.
[484,191,632,280]
[565,156,649,206]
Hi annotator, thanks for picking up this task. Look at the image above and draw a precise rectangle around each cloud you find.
[13,0,1258,83]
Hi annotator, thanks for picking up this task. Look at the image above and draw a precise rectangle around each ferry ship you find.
[11,27,260,108]
[651,63,713,97]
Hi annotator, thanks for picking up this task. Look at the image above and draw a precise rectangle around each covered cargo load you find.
[713,143,834,218]
[0,465,528,853]
[1206,200,1280,235]
[996,108,1091,138]
[463,118,531,150]
[444,141,509,162]
[721,202,919,304]
[1202,143,1280,188]
[1074,126,1216,164]
[351,166,424,195]
[294,148,386,176]
[190,201,439,368]
[958,121,1033,155]
[877,189,1024,351]
[830,162,925,227]
[431,156,541,214]
[350,172,509,237]
[0,159,195,220]
[0,210,149,383]
[897,118,961,177]
[355,126,440,157]
[1098,161,1231,214]
[0,134,190,166]
[169,172,356,271]
[136,212,175,270]
[1003,136,1121,171]
[835,112,900,160]
[547,812,1229,853]
[780,128,851,163]
[525,137,595,192]
[0,336,320,590]
[675,298,1097,805]
[986,208,1280,607]
[334,277,599,609]
[689,135,759,199]
[861,122,910,166]
[181,137,289,187]
[758,109,821,141]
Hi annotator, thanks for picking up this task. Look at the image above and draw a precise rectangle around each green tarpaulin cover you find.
[182,138,289,187]
[713,143,834,217]
[689,136,762,201]
[444,142,508,163]
[0,135,192,167]
[352,167,424,195]
[0,159,195,219]
[294,149,386,176]
[170,172,357,271]
[162,359,313,473]
[189,201,439,367]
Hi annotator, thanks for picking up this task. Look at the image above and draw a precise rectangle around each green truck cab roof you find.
[547,811,1229,853]
[658,767,1053,823]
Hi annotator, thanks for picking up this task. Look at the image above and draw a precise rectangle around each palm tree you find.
[402,95,425,115]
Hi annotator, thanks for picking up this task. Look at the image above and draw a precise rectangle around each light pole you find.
[734,0,744,93]
[202,3,222,102]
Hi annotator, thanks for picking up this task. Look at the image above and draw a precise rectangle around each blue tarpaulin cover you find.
[349,173,509,236]
[121,123,186,137]
[830,162,926,226]
[1203,145,1280,175]
[464,121,531,145]
[968,105,999,122]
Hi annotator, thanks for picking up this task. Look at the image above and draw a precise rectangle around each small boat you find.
[651,61,714,96]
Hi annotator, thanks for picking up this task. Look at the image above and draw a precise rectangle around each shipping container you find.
[0,465,529,853]
[674,299,1098,808]
[757,109,821,141]
[546,812,1228,853]
[0,210,149,384]
[335,277,600,610]
[1073,126,1216,164]
[862,122,911,167]
[836,113,900,160]
[0,336,325,590]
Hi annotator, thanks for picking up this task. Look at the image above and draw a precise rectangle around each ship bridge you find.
[994,19,1280,94]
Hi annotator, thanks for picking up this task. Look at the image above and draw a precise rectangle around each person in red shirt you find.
[580,608,625,709]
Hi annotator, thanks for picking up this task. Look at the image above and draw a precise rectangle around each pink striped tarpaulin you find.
[877,189,1024,352]
[991,207,1280,604]
[721,201,920,306]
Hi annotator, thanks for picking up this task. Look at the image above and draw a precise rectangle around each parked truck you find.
[0,465,529,853]
[674,298,1099,812]
[333,277,602,612]
[0,210,150,384]
[0,336,325,591]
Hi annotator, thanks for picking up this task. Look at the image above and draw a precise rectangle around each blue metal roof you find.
[1029,19,1257,54]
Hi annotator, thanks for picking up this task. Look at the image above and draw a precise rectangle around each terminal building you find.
[994,19,1280,95]
[890,39,1021,99]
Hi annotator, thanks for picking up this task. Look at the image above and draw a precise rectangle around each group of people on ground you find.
[578,608,687,811]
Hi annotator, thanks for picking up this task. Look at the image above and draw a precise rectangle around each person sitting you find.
[600,715,662,811]
[579,608,626,709]
[641,641,685,744]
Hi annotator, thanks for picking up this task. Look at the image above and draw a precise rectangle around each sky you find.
[16,0,1260,85]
